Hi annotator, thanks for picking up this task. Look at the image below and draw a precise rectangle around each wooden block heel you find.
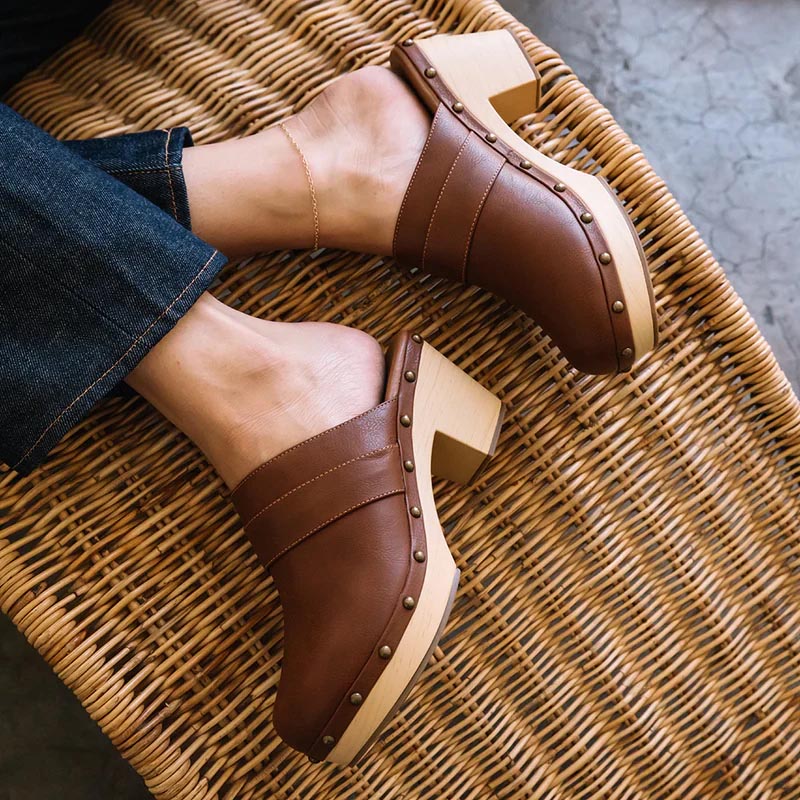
[330,336,503,764]
[231,331,502,764]
[392,32,659,374]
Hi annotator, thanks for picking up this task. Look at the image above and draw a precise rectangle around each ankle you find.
[125,294,279,448]
[286,67,430,255]
[218,321,385,480]
[126,295,386,488]
[183,127,318,256]
[183,66,430,258]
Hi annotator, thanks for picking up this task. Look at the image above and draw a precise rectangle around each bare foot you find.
[285,65,431,254]
[183,66,431,257]
[130,67,427,482]
[126,295,385,488]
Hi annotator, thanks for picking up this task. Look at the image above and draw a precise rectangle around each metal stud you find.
[404,460,415,472]
[410,506,421,518]
[581,212,594,224]
[612,300,625,313]
[404,370,416,382]
[322,735,336,746]
[599,252,612,265]
[621,347,633,358]
[452,101,464,113]
[411,333,422,343]
[402,38,414,46]
[350,692,363,706]
[424,67,437,78]
[485,132,497,143]
[379,645,392,659]
[400,414,412,427]
[520,159,532,169]
[403,596,416,609]
[413,550,426,562]
[554,182,567,192]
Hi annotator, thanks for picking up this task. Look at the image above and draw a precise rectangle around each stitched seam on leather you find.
[461,160,504,282]
[421,134,470,270]
[164,128,179,220]
[12,250,221,470]
[241,443,398,528]
[231,397,398,493]
[265,487,405,569]
[392,106,443,258]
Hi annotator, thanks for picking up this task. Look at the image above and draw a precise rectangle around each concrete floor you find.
[1,1,797,798]
[505,0,800,391]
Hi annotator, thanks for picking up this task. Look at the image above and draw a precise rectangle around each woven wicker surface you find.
[3,0,800,798]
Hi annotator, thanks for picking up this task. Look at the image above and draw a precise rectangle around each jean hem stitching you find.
[165,129,179,220]
[106,165,168,175]
[12,249,222,471]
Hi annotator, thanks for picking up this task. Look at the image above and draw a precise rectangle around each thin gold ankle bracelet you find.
[278,121,320,250]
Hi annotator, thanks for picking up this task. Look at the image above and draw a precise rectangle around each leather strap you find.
[232,399,398,525]
[233,401,405,569]
[240,440,404,569]
[394,107,506,283]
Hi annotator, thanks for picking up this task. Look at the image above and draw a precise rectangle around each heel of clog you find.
[411,341,504,485]
[412,30,540,121]
[328,334,501,766]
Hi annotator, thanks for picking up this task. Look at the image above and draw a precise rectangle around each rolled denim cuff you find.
[63,127,195,229]
[0,105,227,475]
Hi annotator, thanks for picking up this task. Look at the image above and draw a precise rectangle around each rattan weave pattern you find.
[3,0,800,798]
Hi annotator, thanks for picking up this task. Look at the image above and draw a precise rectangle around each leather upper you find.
[391,40,638,375]
[231,333,428,761]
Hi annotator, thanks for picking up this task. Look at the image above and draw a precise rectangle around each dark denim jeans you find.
[0,103,228,474]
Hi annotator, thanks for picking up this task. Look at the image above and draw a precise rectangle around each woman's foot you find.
[183,66,430,257]
[281,66,431,254]
[130,68,431,484]
[126,294,385,488]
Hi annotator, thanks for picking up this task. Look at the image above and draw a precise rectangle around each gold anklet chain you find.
[279,121,320,250]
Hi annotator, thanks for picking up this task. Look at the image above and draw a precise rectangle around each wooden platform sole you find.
[349,567,460,765]
[327,341,503,764]
[415,31,657,363]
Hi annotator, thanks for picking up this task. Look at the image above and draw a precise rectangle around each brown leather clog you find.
[232,332,503,764]
[391,31,658,375]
